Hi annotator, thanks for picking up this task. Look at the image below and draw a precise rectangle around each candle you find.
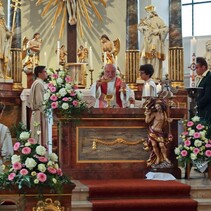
[156,83,162,94]
[144,82,150,96]
[44,51,47,67]
[33,54,35,71]
[89,47,93,69]
[104,52,106,66]
[57,41,60,69]
[116,56,118,68]
[191,37,197,54]
[84,41,87,48]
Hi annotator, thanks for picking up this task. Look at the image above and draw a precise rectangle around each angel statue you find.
[100,34,120,65]
[77,45,88,63]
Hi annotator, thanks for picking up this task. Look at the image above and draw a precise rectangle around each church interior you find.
[0,0,211,210]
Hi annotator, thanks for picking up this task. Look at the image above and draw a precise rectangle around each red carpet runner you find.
[81,179,197,211]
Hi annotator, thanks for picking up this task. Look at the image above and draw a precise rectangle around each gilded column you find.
[169,0,184,86]
[8,0,22,90]
[125,0,140,90]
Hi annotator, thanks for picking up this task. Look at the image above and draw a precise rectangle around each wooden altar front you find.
[56,108,187,180]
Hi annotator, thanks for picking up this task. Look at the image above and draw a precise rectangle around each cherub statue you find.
[77,45,88,63]
[100,34,120,64]
[55,44,68,66]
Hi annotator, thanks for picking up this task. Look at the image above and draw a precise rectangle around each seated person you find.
[90,64,134,108]
[0,103,14,172]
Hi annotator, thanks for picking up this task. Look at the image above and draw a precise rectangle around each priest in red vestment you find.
[90,64,134,108]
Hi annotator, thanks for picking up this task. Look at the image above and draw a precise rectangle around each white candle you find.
[156,83,162,94]
[191,37,197,54]
[44,51,47,66]
[144,82,150,96]
[57,41,60,69]
[116,56,118,68]
[33,54,35,71]
[84,41,87,48]
[89,47,93,69]
[104,52,106,66]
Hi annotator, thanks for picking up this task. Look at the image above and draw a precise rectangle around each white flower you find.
[36,145,47,156]
[34,179,39,184]
[194,139,202,147]
[31,171,37,176]
[190,153,197,160]
[58,71,65,78]
[52,178,57,184]
[61,102,69,110]
[191,116,200,122]
[47,161,53,166]
[189,129,195,136]
[37,130,41,135]
[25,158,37,170]
[49,153,58,162]
[59,88,67,97]
[75,90,83,100]
[38,164,46,172]
[174,148,180,155]
[57,77,63,84]
[11,154,21,164]
[44,92,50,101]
[65,83,72,90]
[20,132,30,140]
[25,142,31,146]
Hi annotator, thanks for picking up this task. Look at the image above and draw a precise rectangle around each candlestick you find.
[57,41,60,69]
[89,47,93,69]
[44,51,47,66]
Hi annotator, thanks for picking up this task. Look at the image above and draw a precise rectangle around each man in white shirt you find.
[90,64,134,108]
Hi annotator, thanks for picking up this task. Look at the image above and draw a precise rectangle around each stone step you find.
[196,199,211,211]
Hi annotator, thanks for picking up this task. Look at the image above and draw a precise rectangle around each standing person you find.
[0,103,13,172]
[0,2,12,79]
[196,57,211,124]
[90,63,134,108]
[138,5,168,79]
[28,66,48,145]
[144,99,171,166]
[139,64,157,107]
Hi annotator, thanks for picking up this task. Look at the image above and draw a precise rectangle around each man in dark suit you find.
[196,57,211,124]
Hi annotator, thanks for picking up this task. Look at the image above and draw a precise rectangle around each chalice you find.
[104,94,114,108]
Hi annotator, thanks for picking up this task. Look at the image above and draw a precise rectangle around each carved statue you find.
[138,5,168,79]
[100,34,120,64]
[56,44,68,66]
[143,98,172,167]
[77,45,88,63]
[0,2,12,79]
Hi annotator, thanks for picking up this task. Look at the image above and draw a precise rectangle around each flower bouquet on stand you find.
[0,122,73,194]
[174,116,211,178]
[44,68,88,119]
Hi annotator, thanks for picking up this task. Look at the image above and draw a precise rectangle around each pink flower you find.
[72,100,79,107]
[196,124,204,130]
[37,172,47,182]
[181,150,188,157]
[73,85,78,89]
[187,121,194,127]
[22,147,31,155]
[51,102,58,109]
[28,138,37,144]
[20,168,29,176]
[57,168,63,176]
[70,92,76,96]
[209,140,211,144]
[48,83,54,88]
[65,76,72,83]
[52,73,58,79]
[193,132,201,139]
[182,131,189,136]
[184,139,191,146]
[8,173,16,181]
[205,150,211,157]
[193,148,200,154]
[14,142,21,151]
[38,156,48,163]
[13,162,22,170]
[62,97,69,101]
[50,95,58,101]
[47,167,57,174]
[49,86,56,92]
[205,143,211,148]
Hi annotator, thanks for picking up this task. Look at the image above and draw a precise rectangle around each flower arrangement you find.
[0,122,72,193]
[174,116,211,171]
[44,68,88,118]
